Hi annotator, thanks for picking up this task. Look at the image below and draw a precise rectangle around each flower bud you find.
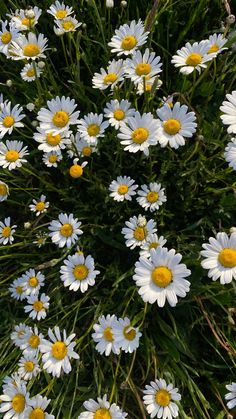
[226,14,235,24]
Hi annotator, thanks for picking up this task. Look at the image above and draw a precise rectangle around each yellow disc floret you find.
[155,389,171,407]
[52,341,68,360]
[73,264,89,280]
[0,184,8,196]
[82,146,92,156]
[133,227,146,241]
[28,334,40,348]
[123,326,136,341]
[26,68,35,77]
[121,35,137,51]
[163,119,181,135]
[135,63,151,76]
[55,9,67,19]
[16,286,23,294]
[113,109,125,121]
[103,327,113,342]
[208,44,219,54]
[23,43,40,57]
[29,276,38,287]
[94,409,111,419]
[24,361,34,372]
[46,132,61,146]
[1,31,12,44]
[2,226,11,237]
[218,248,236,268]
[35,201,46,211]
[62,21,75,31]
[87,124,100,137]
[103,73,118,84]
[12,394,25,413]
[69,164,83,178]
[185,53,202,66]
[52,111,69,128]
[132,127,149,144]
[6,150,19,162]
[60,223,73,237]
[48,155,58,163]
[33,301,44,311]
[29,408,45,419]
[152,266,172,288]
[3,116,15,128]
[118,184,129,195]
[146,191,158,203]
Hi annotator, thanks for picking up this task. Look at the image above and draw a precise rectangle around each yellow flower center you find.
[21,17,34,27]
[73,264,89,280]
[146,191,158,203]
[52,111,69,128]
[113,109,125,121]
[87,124,100,137]
[51,341,68,360]
[163,119,181,135]
[82,146,92,156]
[3,115,15,128]
[60,223,73,237]
[0,184,7,195]
[69,164,83,178]
[208,44,219,54]
[6,150,19,162]
[2,226,11,237]
[24,361,34,372]
[1,31,12,44]
[103,73,118,84]
[133,227,146,241]
[185,52,202,66]
[118,184,129,195]
[135,63,151,76]
[62,21,75,31]
[35,201,46,211]
[155,389,171,407]
[132,127,149,144]
[121,35,137,51]
[12,394,25,413]
[29,276,38,287]
[123,326,136,341]
[103,327,113,342]
[48,155,58,163]
[26,68,35,77]
[33,301,44,311]
[29,408,45,419]
[152,266,172,288]
[94,409,111,419]
[23,43,40,57]
[46,132,61,146]
[28,334,40,348]
[218,248,236,268]
[149,242,159,250]
[56,9,67,19]
[16,286,23,294]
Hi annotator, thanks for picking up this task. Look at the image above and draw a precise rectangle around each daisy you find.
[78,394,128,418]
[9,7,42,31]
[140,233,167,258]
[143,378,181,418]
[133,247,191,307]
[54,16,82,33]
[0,181,9,201]
[34,127,71,152]
[0,140,28,170]
[29,195,50,216]
[11,323,32,348]
[0,217,17,245]
[136,183,167,212]
[42,150,63,167]
[24,293,50,320]
[20,325,44,356]
[171,40,215,75]
[220,91,236,134]
[69,158,88,178]
[224,138,236,170]
[92,314,120,356]
[33,232,48,248]
[104,99,135,130]
[0,381,30,418]
[108,19,149,56]
[121,214,157,249]
[9,277,27,301]
[109,175,138,202]
[114,317,142,353]
[92,59,124,90]
[48,212,83,248]
[24,395,55,419]
[21,268,45,296]
[136,75,162,95]
[37,96,80,134]
[2,373,26,391]
[18,354,40,380]
[124,48,162,84]
[60,252,100,292]
[225,382,236,410]
[0,20,20,56]
[118,111,159,156]
[47,1,74,20]
[207,33,228,55]
[9,32,48,61]
[77,113,109,144]
[156,102,197,149]
[39,326,79,377]
[200,232,236,284]
[72,134,98,157]
[0,101,25,138]
[20,62,42,82]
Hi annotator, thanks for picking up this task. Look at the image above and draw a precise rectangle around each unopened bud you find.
[32,120,38,127]
[25,9,35,19]
[226,14,235,24]
[26,103,35,111]
[24,222,31,229]
[230,227,236,234]
[38,61,45,69]
[121,0,127,6]
[197,135,204,141]
[106,0,114,7]
[6,79,12,87]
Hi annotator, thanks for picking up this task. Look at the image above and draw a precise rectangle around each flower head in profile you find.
[207,33,228,55]
[143,378,181,418]
[171,40,215,75]
[54,16,82,34]
[108,19,149,56]
[8,7,42,31]
[49,212,83,248]
[0,181,9,202]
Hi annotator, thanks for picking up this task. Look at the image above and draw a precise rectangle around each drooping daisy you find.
[225,382,236,410]
[220,91,236,134]
[42,150,63,167]
[0,217,17,245]
[136,75,163,95]
[122,214,157,249]
[9,32,48,61]
[0,101,25,138]
[20,325,44,356]
[20,62,42,82]
[48,212,83,248]
[2,373,26,391]
[0,381,30,418]
[9,7,42,31]
[171,40,215,75]
[72,134,98,157]
[18,353,40,380]
[109,175,138,202]
[224,138,236,170]
[207,33,228,55]
[118,111,159,156]
[0,140,28,170]
[47,1,74,20]
[24,293,50,321]
[39,326,79,377]
[134,247,191,307]
[143,378,181,418]
[77,113,109,144]
[69,158,88,178]
[136,183,167,212]
[114,317,142,353]
[29,195,50,216]
[200,232,236,284]
[140,233,167,258]
[34,126,71,152]
[60,253,100,292]
[0,20,20,56]
[108,19,149,56]
[104,99,135,130]
[156,102,197,149]
[0,181,9,201]
[11,323,32,348]
[92,59,124,90]
[9,277,27,301]
[78,394,128,418]
[92,314,120,356]
[54,16,82,33]
[124,48,162,84]
[24,395,55,419]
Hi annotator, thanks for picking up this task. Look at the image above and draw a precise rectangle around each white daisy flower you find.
[0,20,20,56]
[21,268,45,296]
[156,102,197,149]
[47,1,74,20]
[0,381,30,418]
[0,101,25,138]
[11,323,32,348]
[20,62,42,82]
[225,382,236,410]
[133,247,191,307]
[0,180,9,201]
[113,317,142,353]
[24,395,55,419]
[109,175,138,202]
[118,111,159,156]
[0,216,17,245]
[92,59,124,90]
[108,19,149,56]
[54,16,82,33]
[29,194,50,216]
[0,140,28,170]
[20,325,44,356]
[33,232,48,248]
[78,394,128,418]
[9,32,48,61]
[224,138,236,170]
[69,158,88,178]
[124,48,162,84]
[34,127,71,152]
[2,373,26,391]
[136,75,162,95]
[9,277,27,301]
[39,326,79,377]
[77,113,109,144]
[220,91,236,134]
[24,293,50,320]
[171,40,215,75]
[92,314,120,356]
[136,182,167,212]
[49,212,83,248]
[121,214,157,249]
[207,33,228,55]
[71,134,98,157]
[143,378,181,418]
[104,99,135,130]
[9,7,42,31]
[200,232,236,284]
[42,150,63,167]
[37,96,80,134]
[140,233,167,258]
[18,353,40,380]
[60,253,100,292]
